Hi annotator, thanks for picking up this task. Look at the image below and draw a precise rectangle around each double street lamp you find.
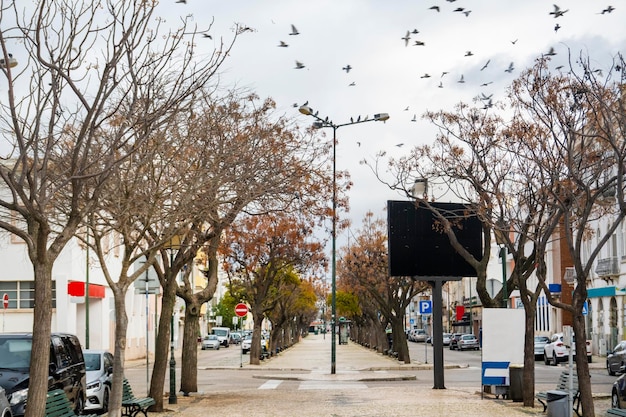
[298,105,389,375]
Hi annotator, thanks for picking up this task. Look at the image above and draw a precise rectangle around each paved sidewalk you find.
[145,333,612,417]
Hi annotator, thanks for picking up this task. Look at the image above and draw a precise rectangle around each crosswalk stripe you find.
[258,380,283,390]
[298,381,367,390]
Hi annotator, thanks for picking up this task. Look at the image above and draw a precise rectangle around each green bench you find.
[46,389,97,417]
[535,370,580,416]
[122,378,155,417]
[607,409,626,416]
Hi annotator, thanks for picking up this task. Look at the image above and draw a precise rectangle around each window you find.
[0,281,56,309]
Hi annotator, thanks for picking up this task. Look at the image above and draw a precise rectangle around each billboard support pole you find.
[430,279,446,389]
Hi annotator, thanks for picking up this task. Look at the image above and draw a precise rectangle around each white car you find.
[241,335,252,354]
[543,332,592,365]
[84,349,114,413]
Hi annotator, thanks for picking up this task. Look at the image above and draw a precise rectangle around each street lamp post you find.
[168,248,177,405]
[298,105,389,375]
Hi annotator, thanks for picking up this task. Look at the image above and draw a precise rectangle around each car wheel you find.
[613,388,620,408]
[609,362,616,376]
[551,353,558,366]
[201,346,205,350]
[102,386,110,413]
[544,351,550,365]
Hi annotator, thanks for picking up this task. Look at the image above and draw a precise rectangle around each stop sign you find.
[234,303,248,317]
[2,293,8,309]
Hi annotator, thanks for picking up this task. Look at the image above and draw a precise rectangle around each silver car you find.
[534,335,550,360]
[201,335,221,350]
[0,386,11,417]
[83,350,114,413]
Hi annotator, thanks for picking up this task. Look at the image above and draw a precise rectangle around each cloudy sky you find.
[157,0,625,245]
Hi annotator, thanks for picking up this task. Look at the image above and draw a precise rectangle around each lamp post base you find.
[169,346,177,404]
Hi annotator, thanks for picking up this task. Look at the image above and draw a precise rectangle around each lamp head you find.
[374,113,390,121]
[0,53,17,69]
[299,105,313,116]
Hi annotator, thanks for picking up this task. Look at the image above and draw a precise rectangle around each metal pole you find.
[500,246,508,308]
[85,231,90,349]
[331,125,337,375]
[239,316,243,368]
[169,248,177,404]
[431,279,446,389]
[145,260,150,396]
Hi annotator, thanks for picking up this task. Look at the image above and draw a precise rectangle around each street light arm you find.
[299,105,389,129]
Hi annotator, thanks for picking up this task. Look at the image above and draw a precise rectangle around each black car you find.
[607,341,626,376]
[0,333,86,417]
[612,372,626,408]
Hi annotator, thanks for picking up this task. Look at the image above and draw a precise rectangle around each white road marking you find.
[258,380,283,390]
[298,381,367,390]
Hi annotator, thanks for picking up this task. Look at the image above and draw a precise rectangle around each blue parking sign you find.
[419,300,432,315]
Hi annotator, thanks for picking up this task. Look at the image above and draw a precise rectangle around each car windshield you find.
[213,329,228,336]
[84,353,102,371]
[535,336,550,343]
[206,335,218,340]
[0,337,32,370]
[461,335,474,340]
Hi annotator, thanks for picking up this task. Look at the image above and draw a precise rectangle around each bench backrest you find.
[46,389,75,417]
[557,372,578,391]
[122,378,135,401]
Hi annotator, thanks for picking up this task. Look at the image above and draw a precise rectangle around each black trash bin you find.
[546,390,568,417]
[509,364,523,402]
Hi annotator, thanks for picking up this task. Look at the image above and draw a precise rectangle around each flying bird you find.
[402,31,411,47]
[342,65,352,73]
[202,33,212,39]
[294,60,305,69]
[511,39,519,44]
[278,40,288,47]
[411,29,419,34]
[458,74,465,83]
[289,24,299,35]
[601,5,615,14]
[464,51,474,57]
[480,60,490,70]
[413,40,425,46]
[441,71,449,77]
[404,106,409,111]
[481,81,493,87]
[396,143,405,147]
[462,10,472,16]
[453,7,465,12]
[175,0,186,3]
[438,81,443,88]
[420,73,431,78]
[549,4,568,18]
[411,114,417,121]
[480,93,493,101]
[429,5,440,12]
[545,47,557,56]
[554,23,561,32]
[483,99,493,109]
[505,62,515,73]
[348,82,356,86]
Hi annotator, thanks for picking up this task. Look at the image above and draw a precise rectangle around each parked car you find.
[612,372,626,408]
[241,335,252,354]
[411,329,428,343]
[0,386,11,417]
[543,332,592,366]
[0,333,86,417]
[449,333,464,350]
[230,332,242,345]
[428,332,452,346]
[534,335,551,360]
[211,327,231,347]
[607,341,626,376]
[83,349,113,413]
[201,335,221,350]
[457,334,480,351]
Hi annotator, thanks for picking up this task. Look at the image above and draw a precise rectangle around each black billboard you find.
[387,200,482,278]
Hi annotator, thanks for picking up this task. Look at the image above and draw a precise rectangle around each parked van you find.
[0,333,86,417]
[211,327,231,347]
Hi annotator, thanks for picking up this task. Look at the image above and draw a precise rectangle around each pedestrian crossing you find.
[258,379,368,390]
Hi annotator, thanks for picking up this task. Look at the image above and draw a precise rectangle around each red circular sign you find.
[2,293,8,309]
[234,303,248,317]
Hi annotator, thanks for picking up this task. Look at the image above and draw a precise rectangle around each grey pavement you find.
[134,333,613,417]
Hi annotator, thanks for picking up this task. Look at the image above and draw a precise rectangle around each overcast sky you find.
[157,0,624,246]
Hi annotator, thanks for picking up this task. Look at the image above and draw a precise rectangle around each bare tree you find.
[509,53,626,417]
[0,1,238,415]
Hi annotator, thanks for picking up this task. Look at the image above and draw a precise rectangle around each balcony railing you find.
[595,257,620,276]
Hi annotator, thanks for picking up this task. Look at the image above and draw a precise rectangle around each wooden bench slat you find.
[608,409,626,417]
[535,370,581,417]
[46,389,98,417]
[121,378,155,417]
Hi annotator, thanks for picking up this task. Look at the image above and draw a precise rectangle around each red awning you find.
[67,281,105,299]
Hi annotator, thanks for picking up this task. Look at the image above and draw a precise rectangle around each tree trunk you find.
[148,279,177,411]
[390,316,410,363]
[24,261,53,417]
[108,288,130,417]
[180,299,201,395]
[249,312,264,365]
[573,311,594,417]
[522,303,536,407]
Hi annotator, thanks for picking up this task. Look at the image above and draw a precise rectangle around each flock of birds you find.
[174,1,619,126]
